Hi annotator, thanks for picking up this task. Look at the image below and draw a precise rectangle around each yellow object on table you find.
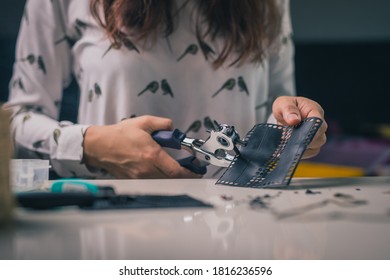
[0,108,13,225]
[294,161,364,178]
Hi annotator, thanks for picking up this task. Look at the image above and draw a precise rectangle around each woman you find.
[5,0,327,179]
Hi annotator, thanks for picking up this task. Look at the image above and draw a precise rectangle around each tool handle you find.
[152,129,207,175]
[178,156,207,175]
[152,129,186,150]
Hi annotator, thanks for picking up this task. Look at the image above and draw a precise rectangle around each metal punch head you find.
[194,123,246,167]
[152,123,246,173]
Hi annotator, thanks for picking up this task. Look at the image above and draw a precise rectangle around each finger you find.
[138,115,174,133]
[304,119,327,152]
[296,97,325,119]
[308,132,327,150]
[272,97,302,126]
[157,164,202,179]
[318,119,328,136]
[154,148,202,178]
[128,165,167,179]
[302,127,327,160]
[301,127,327,160]
[117,157,169,179]
[302,148,320,159]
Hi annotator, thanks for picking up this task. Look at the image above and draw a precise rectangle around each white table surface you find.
[1,177,390,260]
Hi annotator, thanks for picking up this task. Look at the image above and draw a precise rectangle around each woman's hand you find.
[272,96,328,159]
[83,115,199,179]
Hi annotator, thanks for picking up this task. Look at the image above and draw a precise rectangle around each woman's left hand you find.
[272,96,328,159]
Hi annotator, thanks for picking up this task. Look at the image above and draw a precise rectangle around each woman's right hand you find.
[83,115,199,179]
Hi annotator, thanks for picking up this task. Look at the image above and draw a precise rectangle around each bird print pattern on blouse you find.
[19,54,46,75]
[212,76,250,98]
[8,0,292,178]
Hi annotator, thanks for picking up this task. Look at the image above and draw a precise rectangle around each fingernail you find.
[287,113,300,121]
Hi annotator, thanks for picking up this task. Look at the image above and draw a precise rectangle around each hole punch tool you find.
[153,117,323,188]
[152,122,246,175]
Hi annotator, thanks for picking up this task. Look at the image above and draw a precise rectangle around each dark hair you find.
[90,0,282,68]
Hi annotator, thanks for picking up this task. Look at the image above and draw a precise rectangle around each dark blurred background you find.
[1,0,390,176]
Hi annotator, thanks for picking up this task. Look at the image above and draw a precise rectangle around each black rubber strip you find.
[216,117,323,188]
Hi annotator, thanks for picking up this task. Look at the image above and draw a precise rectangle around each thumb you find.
[272,96,302,125]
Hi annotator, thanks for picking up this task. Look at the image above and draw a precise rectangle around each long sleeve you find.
[266,0,296,118]
[5,0,94,178]
[5,0,297,179]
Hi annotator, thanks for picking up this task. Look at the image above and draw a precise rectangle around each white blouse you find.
[6,0,295,178]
